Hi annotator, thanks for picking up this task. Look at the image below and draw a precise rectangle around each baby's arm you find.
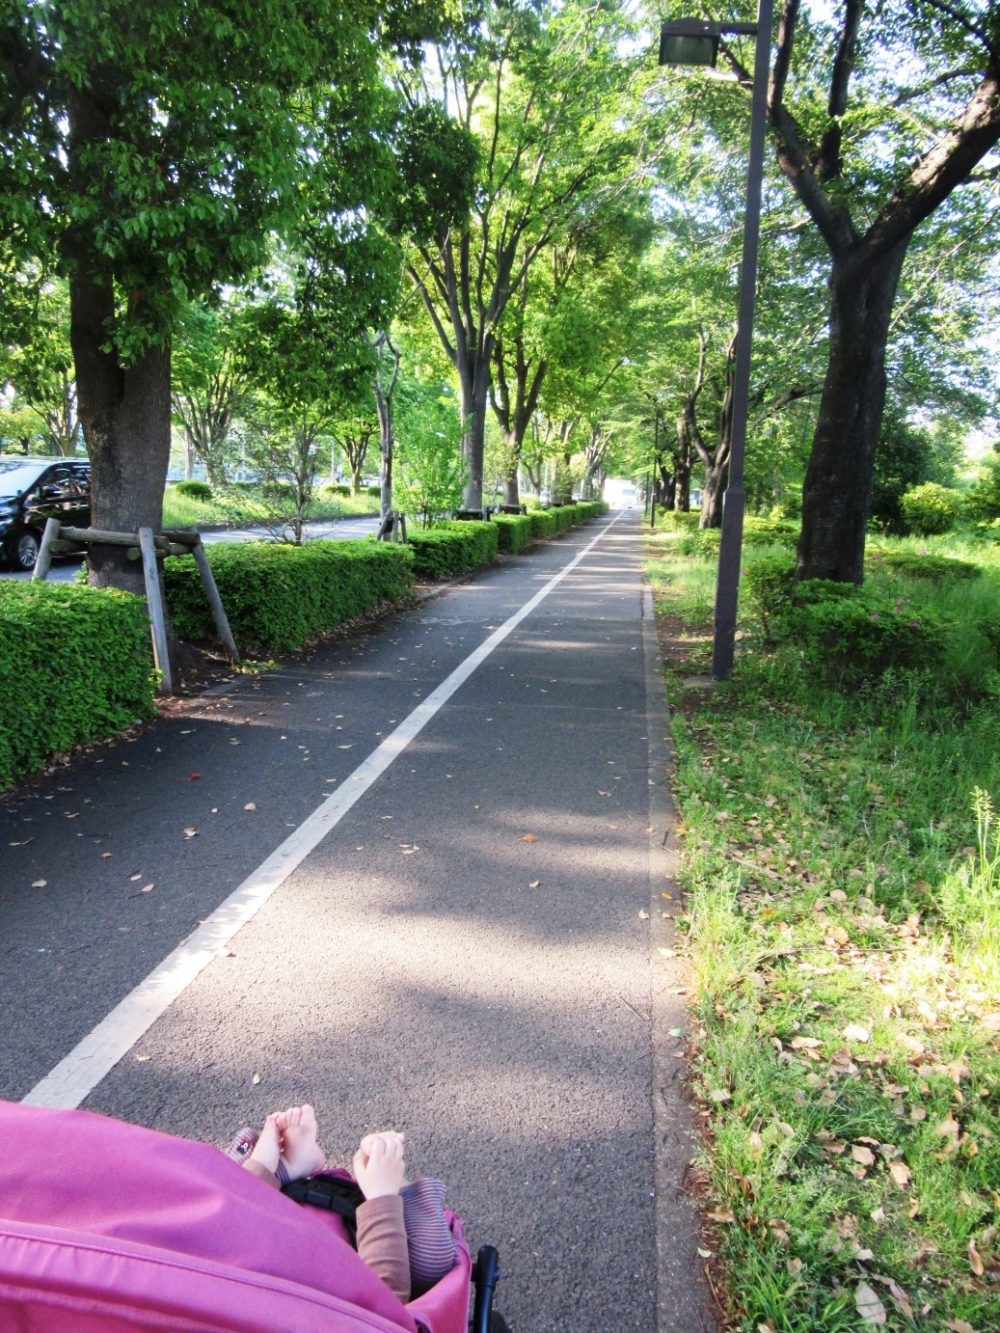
[353,1132,411,1303]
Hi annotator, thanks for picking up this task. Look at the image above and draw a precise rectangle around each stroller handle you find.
[471,1245,502,1333]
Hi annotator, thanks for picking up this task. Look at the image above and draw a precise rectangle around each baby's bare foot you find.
[247,1113,282,1176]
[277,1104,325,1181]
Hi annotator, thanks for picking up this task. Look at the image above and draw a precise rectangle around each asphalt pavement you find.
[0,510,714,1332]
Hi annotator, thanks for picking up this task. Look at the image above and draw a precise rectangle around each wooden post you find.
[138,526,174,695]
[32,518,62,581]
[192,538,241,664]
[398,513,407,543]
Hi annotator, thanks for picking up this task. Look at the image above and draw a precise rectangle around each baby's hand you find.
[353,1130,407,1199]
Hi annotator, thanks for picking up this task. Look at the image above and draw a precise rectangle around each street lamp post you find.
[659,1,773,680]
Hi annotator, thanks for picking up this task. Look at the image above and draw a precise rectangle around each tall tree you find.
[0,268,80,455]
[172,298,251,487]
[721,0,1000,580]
[401,0,649,510]
[0,0,449,588]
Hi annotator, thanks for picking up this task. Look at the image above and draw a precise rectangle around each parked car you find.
[0,456,91,570]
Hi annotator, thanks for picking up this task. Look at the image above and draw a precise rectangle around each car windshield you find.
[0,461,47,496]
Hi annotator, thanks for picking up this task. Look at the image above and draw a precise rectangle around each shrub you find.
[163,540,413,653]
[323,483,352,497]
[548,503,584,532]
[366,485,381,497]
[865,549,981,582]
[173,480,213,501]
[742,556,796,642]
[657,510,700,529]
[768,490,801,522]
[677,527,721,557]
[783,579,948,685]
[406,520,499,579]
[966,455,1000,521]
[493,513,533,554]
[529,510,557,541]
[260,480,296,502]
[900,482,964,535]
[0,582,156,791]
[742,516,798,548]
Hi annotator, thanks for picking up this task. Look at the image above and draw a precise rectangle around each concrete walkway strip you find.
[23,513,623,1111]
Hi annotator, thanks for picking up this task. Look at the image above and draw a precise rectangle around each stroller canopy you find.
[0,1100,470,1331]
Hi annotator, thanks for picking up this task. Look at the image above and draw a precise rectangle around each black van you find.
[0,456,91,569]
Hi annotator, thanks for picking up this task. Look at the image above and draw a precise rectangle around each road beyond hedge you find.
[0,511,715,1333]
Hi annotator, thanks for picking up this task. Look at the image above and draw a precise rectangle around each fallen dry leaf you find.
[851,1145,877,1167]
[883,1277,913,1319]
[186,772,200,781]
[528,880,540,889]
[943,1321,976,1333]
[889,1161,911,1189]
[844,1023,871,1042]
[520,833,538,843]
[854,1280,887,1325]
[251,1073,262,1086]
[243,802,256,811]
[968,1238,985,1278]
[183,827,198,838]
[31,878,47,888]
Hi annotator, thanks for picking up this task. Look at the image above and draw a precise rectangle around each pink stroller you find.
[0,1100,503,1331]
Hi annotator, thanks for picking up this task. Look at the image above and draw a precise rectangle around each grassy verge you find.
[162,486,379,529]
[648,522,999,1332]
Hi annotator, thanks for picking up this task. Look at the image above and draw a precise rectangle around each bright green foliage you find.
[393,378,466,525]
[163,541,413,653]
[0,582,155,791]
[741,556,797,643]
[492,514,533,554]
[865,549,981,582]
[966,454,1000,522]
[0,0,457,555]
[401,0,653,509]
[676,527,721,558]
[324,483,352,498]
[648,531,1000,1333]
[785,581,948,686]
[528,510,558,541]
[741,518,798,549]
[173,480,212,501]
[900,483,965,536]
[406,521,499,579]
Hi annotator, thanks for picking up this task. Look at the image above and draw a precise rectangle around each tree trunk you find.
[700,460,726,527]
[458,352,490,510]
[503,430,520,506]
[376,389,394,522]
[797,242,907,582]
[70,267,171,595]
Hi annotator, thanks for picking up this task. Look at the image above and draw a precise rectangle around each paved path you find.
[0,512,714,1332]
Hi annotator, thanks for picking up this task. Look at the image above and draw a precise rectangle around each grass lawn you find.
[162,484,379,530]
[648,520,999,1331]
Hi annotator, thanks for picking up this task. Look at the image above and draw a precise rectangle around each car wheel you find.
[15,531,40,570]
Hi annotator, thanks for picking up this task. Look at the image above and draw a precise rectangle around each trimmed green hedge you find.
[529,510,558,541]
[492,513,534,553]
[0,582,156,791]
[173,480,213,501]
[164,540,414,653]
[407,520,499,579]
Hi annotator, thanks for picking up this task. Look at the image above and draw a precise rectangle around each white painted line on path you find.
[23,514,623,1110]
